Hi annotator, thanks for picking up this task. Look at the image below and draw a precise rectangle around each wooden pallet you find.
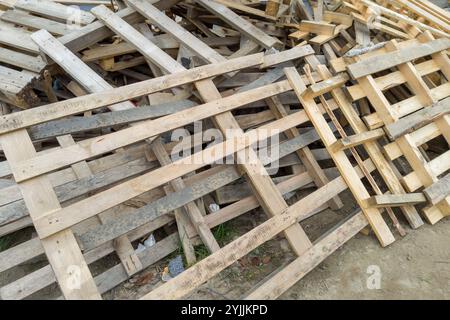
[346,32,450,224]
[0,0,448,301]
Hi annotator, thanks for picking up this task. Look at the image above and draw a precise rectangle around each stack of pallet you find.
[0,0,448,300]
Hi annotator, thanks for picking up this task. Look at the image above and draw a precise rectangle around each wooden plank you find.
[299,20,336,36]
[0,237,43,273]
[0,47,45,73]
[347,38,450,79]
[366,194,427,208]
[1,9,73,35]
[0,130,101,299]
[14,0,96,25]
[303,73,349,98]
[0,25,38,53]
[384,96,450,139]
[29,100,196,140]
[330,128,385,152]
[423,173,450,206]
[196,0,283,49]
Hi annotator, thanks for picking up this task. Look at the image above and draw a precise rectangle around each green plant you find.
[193,222,236,261]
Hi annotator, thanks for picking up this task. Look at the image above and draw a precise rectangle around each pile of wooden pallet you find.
[0,0,448,300]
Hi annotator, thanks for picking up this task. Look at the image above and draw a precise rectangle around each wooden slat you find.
[384,96,450,139]
[196,0,283,49]
[423,173,450,206]
[14,0,96,25]
[366,194,427,208]
[1,9,73,35]
[303,73,349,98]
[0,46,45,73]
[330,129,385,152]
[0,130,101,299]
[347,38,450,79]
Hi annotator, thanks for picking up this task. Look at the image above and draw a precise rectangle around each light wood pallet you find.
[136,63,409,300]
[345,32,450,224]
[1,0,446,301]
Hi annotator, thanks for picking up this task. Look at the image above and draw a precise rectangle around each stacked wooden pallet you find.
[0,0,448,300]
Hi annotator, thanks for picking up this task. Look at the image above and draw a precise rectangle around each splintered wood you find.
[0,0,448,300]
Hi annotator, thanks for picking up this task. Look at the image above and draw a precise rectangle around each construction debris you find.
[0,0,448,300]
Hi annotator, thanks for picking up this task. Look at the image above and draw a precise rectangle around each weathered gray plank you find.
[423,173,450,206]
[0,157,156,225]
[29,100,196,140]
[347,38,450,79]
[384,97,450,139]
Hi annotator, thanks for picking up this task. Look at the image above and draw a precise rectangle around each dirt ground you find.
[1,190,449,300]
